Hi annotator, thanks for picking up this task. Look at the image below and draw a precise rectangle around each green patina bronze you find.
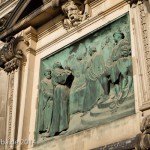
[36,14,135,142]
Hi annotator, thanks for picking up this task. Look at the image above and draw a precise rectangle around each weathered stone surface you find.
[0,70,8,150]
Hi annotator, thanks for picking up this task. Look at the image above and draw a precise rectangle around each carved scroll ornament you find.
[0,37,24,73]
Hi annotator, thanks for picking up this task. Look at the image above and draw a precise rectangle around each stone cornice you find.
[38,0,106,40]
[0,1,59,41]
[0,0,96,40]
[0,0,18,13]
[36,0,126,54]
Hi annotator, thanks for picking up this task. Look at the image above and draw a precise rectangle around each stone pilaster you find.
[16,26,37,150]
[0,36,28,149]
[125,0,150,149]
[127,0,150,111]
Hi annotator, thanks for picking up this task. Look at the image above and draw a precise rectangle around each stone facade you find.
[0,0,150,150]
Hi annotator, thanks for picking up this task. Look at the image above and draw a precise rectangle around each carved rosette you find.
[0,36,24,73]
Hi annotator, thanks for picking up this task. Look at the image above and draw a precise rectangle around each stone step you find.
[81,106,135,126]
[90,98,134,117]
[98,94,134,109]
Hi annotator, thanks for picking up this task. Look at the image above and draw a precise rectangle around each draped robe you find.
[49,68,71,136]
[39,78,53,133]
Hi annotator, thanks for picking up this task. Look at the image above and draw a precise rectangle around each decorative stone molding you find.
[134,1,150,111]
[138,2,150,88]
[37,0,126,53]
[124,0,150,110]
[0,12,12,31]
[0,36,25,73]
[135,115,150,150]
[7,71,15,149]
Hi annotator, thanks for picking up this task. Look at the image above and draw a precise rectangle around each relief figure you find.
[83,47,105,112]
[107,32,133,107]
[69,52,87,114]
[39,69,54,134]
[49,62,73,136]
[38,15,135,139]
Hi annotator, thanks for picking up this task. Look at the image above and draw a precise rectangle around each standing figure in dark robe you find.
[49,62,72,137]
[39,69,54,134]
[83,47,105,112]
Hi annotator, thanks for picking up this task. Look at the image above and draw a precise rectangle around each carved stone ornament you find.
[0,36,24,73]
[0,12,12,31]
[62,0,91,29]
[135,115,150,150]
[50,0,91,30]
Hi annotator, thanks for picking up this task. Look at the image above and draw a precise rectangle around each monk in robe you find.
[49,62,73,137]
[39,69,54,134]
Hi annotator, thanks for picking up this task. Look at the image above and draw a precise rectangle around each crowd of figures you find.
[38,32,133,137]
